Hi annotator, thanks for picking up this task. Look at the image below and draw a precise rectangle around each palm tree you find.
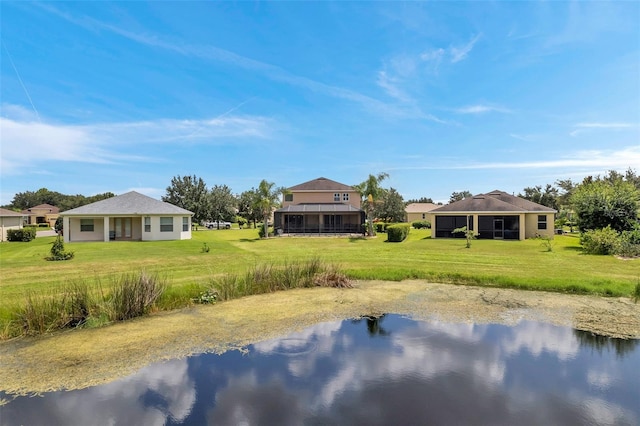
[253,179,284,239]
[354,172,389,237]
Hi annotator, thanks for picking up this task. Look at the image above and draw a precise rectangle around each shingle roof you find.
[288,177,355,192]
[276,204,363,213]
[432,190,556,213]
[0,208,26,217]
[405,203,439,213]
[61,191,193,216]
[21,204,60,214]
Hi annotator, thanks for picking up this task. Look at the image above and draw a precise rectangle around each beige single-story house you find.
[405,202,439,223]
[430,190,556,240]
[274,177,365,234]
[21,203,59,228]
[61,191,193,242]
[0,208,27,242]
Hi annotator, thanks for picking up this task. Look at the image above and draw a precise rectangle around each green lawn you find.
[1,228,637,304]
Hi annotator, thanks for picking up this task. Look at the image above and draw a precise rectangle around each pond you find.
[1,315,638,425]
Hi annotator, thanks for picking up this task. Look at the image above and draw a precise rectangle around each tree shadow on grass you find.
[238,238,259,243]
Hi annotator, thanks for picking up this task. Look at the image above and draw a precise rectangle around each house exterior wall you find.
[283,191,361,208]
[1,216,23,241]
[406,212,434,223]
[525,212,555,239]
[64,215,191,242]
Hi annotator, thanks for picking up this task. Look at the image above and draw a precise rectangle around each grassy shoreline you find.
[1,228,638,338]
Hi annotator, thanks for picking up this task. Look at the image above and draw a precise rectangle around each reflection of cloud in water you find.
[1,359,196,426]
[501,320,579,360]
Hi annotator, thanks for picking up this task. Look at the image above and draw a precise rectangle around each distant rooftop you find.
[288,177,356,192]
[61,191,193,216]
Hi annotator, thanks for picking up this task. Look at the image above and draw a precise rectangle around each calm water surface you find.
[1,315,639,426]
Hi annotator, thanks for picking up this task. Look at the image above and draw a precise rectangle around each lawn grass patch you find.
[1,228,638,339]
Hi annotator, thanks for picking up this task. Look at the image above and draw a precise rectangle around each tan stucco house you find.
[274,177,365,234]
[0,208,27,242]
[405,203,439,223]
[61,191,193,242]
[430,190,556,240]
[21,203,59,228]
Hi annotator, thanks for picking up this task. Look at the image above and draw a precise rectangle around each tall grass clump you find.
[209,257,351,301]
[19,282,92,336]
[106,271,167,321]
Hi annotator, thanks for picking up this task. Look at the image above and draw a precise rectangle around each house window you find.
[160,217,173,232]
[284,194,293,202]
[144,217,151,232]
[182,217,189,231]
[80,219,94,232]
[334,193,340,202]
[538,215,547,230]
[342,193,349,201]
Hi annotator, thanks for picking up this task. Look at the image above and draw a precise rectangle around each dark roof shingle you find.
[288,177,355,192]
[432,190,556,213]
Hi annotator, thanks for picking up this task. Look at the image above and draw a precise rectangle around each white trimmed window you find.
[182,217,189,231]
[80,219,94,232]
[160,217,173,232]
[144,217,151,232]
[342,193,349,201]
[538,215,547,230]
[334,193,340,202]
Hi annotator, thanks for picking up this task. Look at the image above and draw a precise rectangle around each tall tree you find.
[354,172,389,236]
[449,190,472,204]
[406,197,434,204]
[519,184,559,209]
[163,175,210,224]
[253,180,284,238]
[375,187,405,222]
[571,178,639,232]
[209,185,237,228]
[237,189,261,228]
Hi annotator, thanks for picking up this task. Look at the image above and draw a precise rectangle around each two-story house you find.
[274,177,365,234]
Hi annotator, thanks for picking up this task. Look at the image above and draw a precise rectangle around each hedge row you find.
[411,220,431,229]
[387,223,411,242]
[6,228,37,242]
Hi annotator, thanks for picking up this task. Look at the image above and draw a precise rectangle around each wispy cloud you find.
[509,133,535,141]
[570,122,635,137]
[387,146,640,172]
[450,33,483,63]
[376,70,411,103]
[36,3,446,124]
[454,104,512,114]
[0,108,272,175]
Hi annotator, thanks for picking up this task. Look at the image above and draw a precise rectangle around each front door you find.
[493,218,504,239]
[114,218,132,239]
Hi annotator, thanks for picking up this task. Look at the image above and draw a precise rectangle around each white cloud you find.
[450,33,483,63]
[0,109,272,176]
[376,70,411,102]
[570,122,635,137]
[454,104,512,114]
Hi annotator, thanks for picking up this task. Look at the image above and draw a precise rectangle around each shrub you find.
[46,235,74,261]
[412,220,431,229]
[6,228,36,242]
[258,226,274,238]
[387,223,411,242]
[374,222,386,233]
[55,217,63,234]
[580,226,620,255]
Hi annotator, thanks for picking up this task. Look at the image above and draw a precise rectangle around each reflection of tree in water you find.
[352,314,389,337]
[574,329,639,358]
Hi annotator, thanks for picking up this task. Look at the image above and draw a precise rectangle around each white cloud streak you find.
[387,146,640,172]
[0,109,272,175]
[450,33,483,63]
[454,104,512,114]
[570,122,636,137]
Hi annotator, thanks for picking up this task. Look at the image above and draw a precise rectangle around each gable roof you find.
[21,204,60,214]
[61,191,193,216]
[405,203,439,213]
[432,190,556,213]
[0,208,26,217]
[288,177,355,192]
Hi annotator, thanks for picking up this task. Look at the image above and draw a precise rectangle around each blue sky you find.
[1,1,639,205]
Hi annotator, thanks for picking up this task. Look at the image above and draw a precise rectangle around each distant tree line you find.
[3,188,115,212]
